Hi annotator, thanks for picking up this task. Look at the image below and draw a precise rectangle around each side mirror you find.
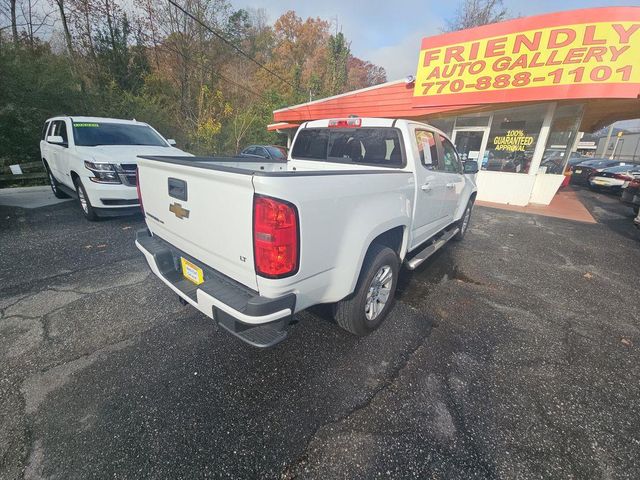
[47,135,65,145]
[463,160,479,174]
[167,139,177,146]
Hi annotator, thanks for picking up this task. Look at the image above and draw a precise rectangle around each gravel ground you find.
[0,187,639,479]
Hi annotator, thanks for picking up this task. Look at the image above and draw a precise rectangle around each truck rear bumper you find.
[135,229,295,347]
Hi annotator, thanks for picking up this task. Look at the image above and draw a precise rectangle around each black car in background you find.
[239,145,288,160]
[569,158,627,185]
[621,176,640,216]
[588,164,640,193]
[541,152,589,174]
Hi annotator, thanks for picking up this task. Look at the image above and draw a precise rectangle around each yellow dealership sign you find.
[412,8,640,107]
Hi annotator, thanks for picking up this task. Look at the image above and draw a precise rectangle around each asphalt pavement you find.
[1,188,639,479]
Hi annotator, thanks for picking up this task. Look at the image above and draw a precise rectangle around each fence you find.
[0,161,47,188]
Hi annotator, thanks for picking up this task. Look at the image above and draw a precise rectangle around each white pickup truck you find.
[136,118,478,347]
[40,116,190,220]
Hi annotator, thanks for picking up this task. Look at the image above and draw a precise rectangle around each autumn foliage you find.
[0,0,387,165]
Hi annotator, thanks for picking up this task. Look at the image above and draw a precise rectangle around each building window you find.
[428,118,454,137]
[455,114,491,128]
[482,105,547,174]
[541,104,585,174]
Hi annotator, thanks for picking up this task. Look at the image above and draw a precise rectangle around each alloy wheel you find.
[365,265,393,321]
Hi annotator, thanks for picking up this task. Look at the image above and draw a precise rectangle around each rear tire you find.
[335,244,399,336]
[454,199,474,241]
[44,163,69,199]
[73,177,99,221]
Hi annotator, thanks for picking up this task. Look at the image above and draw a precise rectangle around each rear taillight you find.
[253,195,299,278]
[613,173,630,180]
[136,167,144,213]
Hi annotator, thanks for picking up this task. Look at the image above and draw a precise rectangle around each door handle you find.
[421,183,432,192]
[446,183,455,189]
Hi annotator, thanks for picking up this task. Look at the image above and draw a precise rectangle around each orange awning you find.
[267,122,300,132]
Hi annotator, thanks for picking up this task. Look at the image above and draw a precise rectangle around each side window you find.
[256,147,269,158]
[41,122,50,140]
[439,136,462,173]
[47,121,59,142]
[415,130,438,169]
[58,120,69,144]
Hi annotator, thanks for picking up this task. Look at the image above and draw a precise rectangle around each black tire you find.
[454,199,474,241]
[44,162,69,199]
[73,177,99,221]
[335,244,399,336]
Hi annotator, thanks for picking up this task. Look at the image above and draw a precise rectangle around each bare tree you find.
[20,0,56,47]
[52,0,74,55]
[9,0,18,43]
[445,0,508,32]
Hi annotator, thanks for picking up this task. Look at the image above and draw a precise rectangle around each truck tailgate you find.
[137,158,258,291]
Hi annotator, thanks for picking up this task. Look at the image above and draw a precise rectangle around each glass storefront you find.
[483,105,547,174]
[432,102,583,177]
[541,104,585,174]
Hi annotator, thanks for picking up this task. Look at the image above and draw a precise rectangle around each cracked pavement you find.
[1,188,639,479]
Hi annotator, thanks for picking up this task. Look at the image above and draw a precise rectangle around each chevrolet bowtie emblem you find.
[169,202,190,219]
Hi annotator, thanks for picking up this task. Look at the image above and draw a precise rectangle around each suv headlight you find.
[84,161,121,184]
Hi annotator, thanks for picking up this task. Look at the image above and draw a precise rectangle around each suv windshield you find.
[291,128,404,167]
[72,122,168,147]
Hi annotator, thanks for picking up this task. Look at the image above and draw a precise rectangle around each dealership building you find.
[270,7,640,206]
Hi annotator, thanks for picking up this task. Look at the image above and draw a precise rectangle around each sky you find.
[231,0,640,81]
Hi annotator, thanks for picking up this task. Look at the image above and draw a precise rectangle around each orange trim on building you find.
[273,81,469,123]
[267,122,300,131]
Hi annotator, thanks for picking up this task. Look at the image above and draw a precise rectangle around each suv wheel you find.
[45,163,69,199]
[335,244,399,336]
[73,177,99,221]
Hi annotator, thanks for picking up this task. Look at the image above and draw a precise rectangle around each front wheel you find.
[73,177,99,221]
[454,199,474,241]
[45,163,69,199]
[335,244,399,336]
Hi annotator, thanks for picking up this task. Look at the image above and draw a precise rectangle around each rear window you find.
[603,165,639,173]
[580,159,618,168]
[292,128,405,167]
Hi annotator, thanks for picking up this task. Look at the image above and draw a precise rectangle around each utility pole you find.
[603,124,614,158]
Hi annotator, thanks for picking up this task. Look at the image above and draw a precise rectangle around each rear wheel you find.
[335,244,399,336]
[454,199,474,241]
[45,163,69,199]
[73,177,99,221]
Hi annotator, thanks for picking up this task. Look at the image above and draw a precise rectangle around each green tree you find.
[326,32,349,95]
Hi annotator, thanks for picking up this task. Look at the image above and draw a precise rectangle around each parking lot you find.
[1,188,639,479]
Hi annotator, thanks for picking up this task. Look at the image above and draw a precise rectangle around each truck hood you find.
[76,145,192,165]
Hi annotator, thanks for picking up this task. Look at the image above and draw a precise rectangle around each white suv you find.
[40,116,191,220]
